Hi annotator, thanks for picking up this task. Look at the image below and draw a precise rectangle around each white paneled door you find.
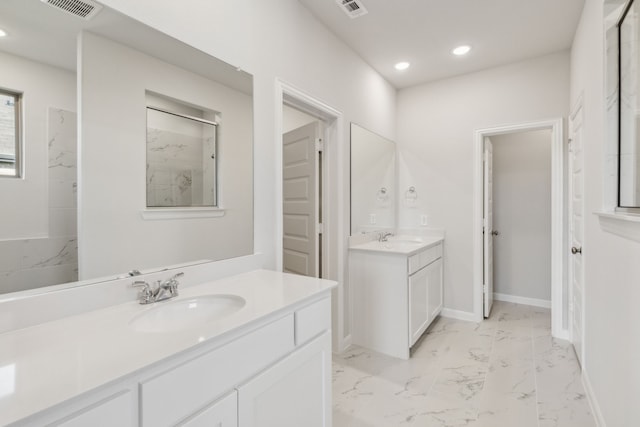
[569,103,585,367]
[483,138,495,318]
[283,122,320,277]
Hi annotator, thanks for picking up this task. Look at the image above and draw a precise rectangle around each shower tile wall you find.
[146,126,214,207]
[0,108,78,293]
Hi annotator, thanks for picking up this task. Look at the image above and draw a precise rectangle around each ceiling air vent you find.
[40,0,103,20]
[336,0,368,19]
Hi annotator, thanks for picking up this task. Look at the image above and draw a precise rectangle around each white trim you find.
[596,211,640,242]
[473,118,566,338]
[493,292,551,309]
[582,369,607,427]
[275,79,349,352]
[140,208,225,220]
[440,308,478,323]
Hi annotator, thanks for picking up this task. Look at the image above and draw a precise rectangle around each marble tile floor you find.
[333,301,596,427]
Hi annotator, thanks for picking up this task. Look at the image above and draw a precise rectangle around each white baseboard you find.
[335,334,352,354]
[440,308,479,322]
[582,369,607,427]
[493,292,551,309]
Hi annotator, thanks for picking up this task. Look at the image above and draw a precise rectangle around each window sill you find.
[141,207,225,220]
[595,211,640,243]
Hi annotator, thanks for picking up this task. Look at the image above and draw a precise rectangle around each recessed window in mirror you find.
[0,89,21,178]
[146,92,218,207]
[619,0,640,210]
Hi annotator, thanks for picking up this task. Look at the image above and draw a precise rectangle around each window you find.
[0,89,22,178]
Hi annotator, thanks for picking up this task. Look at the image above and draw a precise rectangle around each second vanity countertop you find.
[349,235,444,256]
[0,269,336,426]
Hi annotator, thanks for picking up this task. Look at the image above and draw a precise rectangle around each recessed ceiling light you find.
[452,45,471,56]
[0,29,7,38]
[394,61,410,71]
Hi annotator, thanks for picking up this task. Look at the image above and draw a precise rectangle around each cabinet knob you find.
[491,230,499,236]
[571,246,582,255]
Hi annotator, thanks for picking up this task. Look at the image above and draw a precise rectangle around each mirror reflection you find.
[0,0,254,295]
[350,123,396,233]
[146,93,219,208]
[618,0,640,208]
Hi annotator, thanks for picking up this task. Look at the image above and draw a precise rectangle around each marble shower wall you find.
[146,108,216,207]
[0,108,78,293]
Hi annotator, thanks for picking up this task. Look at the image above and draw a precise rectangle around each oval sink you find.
[129,294,246,333]
[387,235,423,244]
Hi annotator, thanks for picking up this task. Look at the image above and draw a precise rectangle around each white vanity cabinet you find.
[53,390,137,427]
[351,239,443,359]
[178,391,237,427]
[238,332,331,427]
[8,293,333,427]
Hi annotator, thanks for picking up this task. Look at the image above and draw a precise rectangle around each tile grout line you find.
[422,319,453,400]
[477,314,500,424]
[531,310,542,427]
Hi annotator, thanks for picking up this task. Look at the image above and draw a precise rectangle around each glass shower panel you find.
[146,107,217,207]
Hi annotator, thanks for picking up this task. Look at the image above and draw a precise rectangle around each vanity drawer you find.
[295,297,331,345]
[408,243,442,275]
[139,315,294,427]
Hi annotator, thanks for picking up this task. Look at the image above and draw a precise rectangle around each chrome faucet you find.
[131,272,184,304]
[378,232,394,242]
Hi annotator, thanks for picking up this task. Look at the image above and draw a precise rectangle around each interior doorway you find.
[276,80,349,352]
[282,106,323,277]
[486,129,554,318]
[473,119,567,338]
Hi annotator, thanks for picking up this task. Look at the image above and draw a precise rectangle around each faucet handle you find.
[132,280,154,304]
[170,272,184,280]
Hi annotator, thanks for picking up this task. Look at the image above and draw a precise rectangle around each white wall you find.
[282,105,316,134]
[491,129,552,302]
[570,0,640,425]
[80,32,253,279]
[397,52,570,314]
[95,0,397,277]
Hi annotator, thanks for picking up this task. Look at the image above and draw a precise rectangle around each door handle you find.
[491,230,499,236]
[571,247,582,254]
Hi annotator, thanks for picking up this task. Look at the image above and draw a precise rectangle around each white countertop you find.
[0,269,336,426]
[349,235,443,255]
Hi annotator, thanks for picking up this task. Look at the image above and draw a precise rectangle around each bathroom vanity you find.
[350,236,444,359]
[0,269,336,427]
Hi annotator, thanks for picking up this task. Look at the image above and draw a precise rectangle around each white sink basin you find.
[387,236,424,244]
[129,294,246,333]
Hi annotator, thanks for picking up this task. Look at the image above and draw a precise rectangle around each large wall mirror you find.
[0,0,253,295]
[606,0,640,212]
[618,0,640,210]
[350,123,396,234]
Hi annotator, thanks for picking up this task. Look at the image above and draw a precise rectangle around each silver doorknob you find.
[571,247,582,254]
[491,230,499,236]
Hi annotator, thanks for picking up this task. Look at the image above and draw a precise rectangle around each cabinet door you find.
[238,332,331,427]
[409,266,429,347]
[427,258,443,321]
[179,391,237,427]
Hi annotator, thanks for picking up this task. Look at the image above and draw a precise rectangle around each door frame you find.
[472,118,568,339]
[275,80,349,351]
